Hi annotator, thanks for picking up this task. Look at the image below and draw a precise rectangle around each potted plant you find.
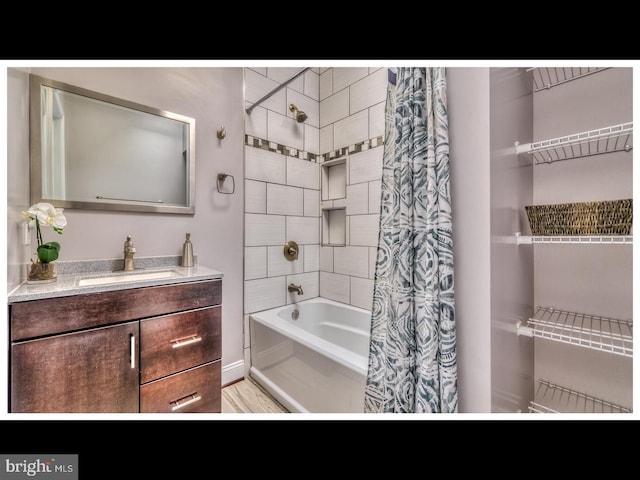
[22,202,67,283]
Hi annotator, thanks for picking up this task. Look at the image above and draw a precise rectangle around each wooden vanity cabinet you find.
[9,279,222,413]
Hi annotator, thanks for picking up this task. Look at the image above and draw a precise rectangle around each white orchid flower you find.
[23,202,67,233]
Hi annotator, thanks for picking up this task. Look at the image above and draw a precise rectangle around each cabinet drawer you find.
[10,279,222,341]
[140,361,221,413]
[140,306,221,383]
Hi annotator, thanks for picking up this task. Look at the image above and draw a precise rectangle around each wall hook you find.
[216,126,226,139]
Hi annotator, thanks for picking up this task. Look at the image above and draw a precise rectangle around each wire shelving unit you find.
[529,380,632,413]
[515,233,633,245]
[515,122,633,164]
[518,307,632,357]
[528,67,610,92]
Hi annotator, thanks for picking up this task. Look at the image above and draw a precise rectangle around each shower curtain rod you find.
[245,67,311,115]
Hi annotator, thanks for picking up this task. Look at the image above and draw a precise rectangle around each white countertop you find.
[8,261,223,303]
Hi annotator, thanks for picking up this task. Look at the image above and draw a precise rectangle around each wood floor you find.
[221,377,289,414]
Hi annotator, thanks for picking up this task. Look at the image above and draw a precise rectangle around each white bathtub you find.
[249,298,371,413]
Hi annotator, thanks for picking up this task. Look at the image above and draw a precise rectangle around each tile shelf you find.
[321,156,348,247]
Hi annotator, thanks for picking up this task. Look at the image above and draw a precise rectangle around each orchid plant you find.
[22,203,67,264]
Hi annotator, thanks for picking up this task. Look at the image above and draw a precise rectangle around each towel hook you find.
[217,173,235,194]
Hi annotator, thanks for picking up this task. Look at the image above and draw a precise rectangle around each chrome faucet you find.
[123,235,136,271]
[288,283,303,295]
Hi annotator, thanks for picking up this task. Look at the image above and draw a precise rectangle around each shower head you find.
[289,104,308,123]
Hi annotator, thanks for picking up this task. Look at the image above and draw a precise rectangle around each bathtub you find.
[249,298,371,413]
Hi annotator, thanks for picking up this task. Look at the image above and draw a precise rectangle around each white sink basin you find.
[77,269,184,287]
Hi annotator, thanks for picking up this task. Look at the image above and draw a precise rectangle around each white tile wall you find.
[287,157,320,189]
[349,147,383,184]
[245,147,286,184]
[319,124,333,154]
[245,180,266,214]
[244,246,267,280]
[320,88,349,128]
[303,244,320,271]
[369,101,385,140]
[245,105,267,139]
[350,214,379,247]
[304,124,320,156]
[368,180,381,214]
[268,245,304,277]
[350,68,387,114]
[245,69,287,115]
[333,246,369,278]
[245,214,285,246]
[248,67,267,76]
[288,89,320,128]
[286,271,319,304]
[267,110,304,152]
[320,271,350,304]
[304,70,319,101]
[350,277,374,310]
[244,276,286,314]
[320,246,334,272]
[287,216,320,245]
[304,189,320,217]
[334,109,369,150]
[319,69,333,101]
[267,184,304,216]
[369,247,377,279]
[245,66,387,315]
[333,67,369,93]
[268,67,305,93]
[346,183,368,215]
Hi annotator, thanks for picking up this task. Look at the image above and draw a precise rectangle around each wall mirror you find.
[30,74,196,214]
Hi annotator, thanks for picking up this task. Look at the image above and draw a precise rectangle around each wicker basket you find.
[525,199,633,236]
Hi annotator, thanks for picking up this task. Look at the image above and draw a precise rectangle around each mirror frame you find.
[30,74,196,214]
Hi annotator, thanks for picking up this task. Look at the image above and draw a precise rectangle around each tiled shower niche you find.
[321,156,347,246]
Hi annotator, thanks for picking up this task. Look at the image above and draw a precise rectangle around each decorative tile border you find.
[244,134,385,163]
[321,135,384,162]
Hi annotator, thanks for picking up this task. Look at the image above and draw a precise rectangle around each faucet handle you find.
[284,240,299,261]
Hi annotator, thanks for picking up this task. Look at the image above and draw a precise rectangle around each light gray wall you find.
[448,67,493,413]
[489,67,534,413]
[6,66,246,386]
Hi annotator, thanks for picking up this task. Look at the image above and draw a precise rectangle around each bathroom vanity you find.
[7,262,223,413]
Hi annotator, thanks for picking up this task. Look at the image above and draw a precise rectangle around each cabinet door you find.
[11,321,139,413]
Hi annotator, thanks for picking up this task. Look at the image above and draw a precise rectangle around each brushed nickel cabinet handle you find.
[130,334,136,369]
[170,392,202,411]
[171,335,202,349]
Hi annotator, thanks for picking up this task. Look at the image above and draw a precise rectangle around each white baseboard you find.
[222,359,245,387]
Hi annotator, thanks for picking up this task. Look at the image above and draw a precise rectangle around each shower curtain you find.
[364,67,458,413]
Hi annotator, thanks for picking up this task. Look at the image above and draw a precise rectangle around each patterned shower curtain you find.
[364,67,458,413]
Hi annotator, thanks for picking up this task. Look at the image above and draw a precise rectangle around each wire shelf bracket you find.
[528,67,610,92]
[515,122,632,164]
[528,380,632,414]
[517,307,633,357]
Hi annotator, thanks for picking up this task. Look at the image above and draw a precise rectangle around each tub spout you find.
[288,283,303,295]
